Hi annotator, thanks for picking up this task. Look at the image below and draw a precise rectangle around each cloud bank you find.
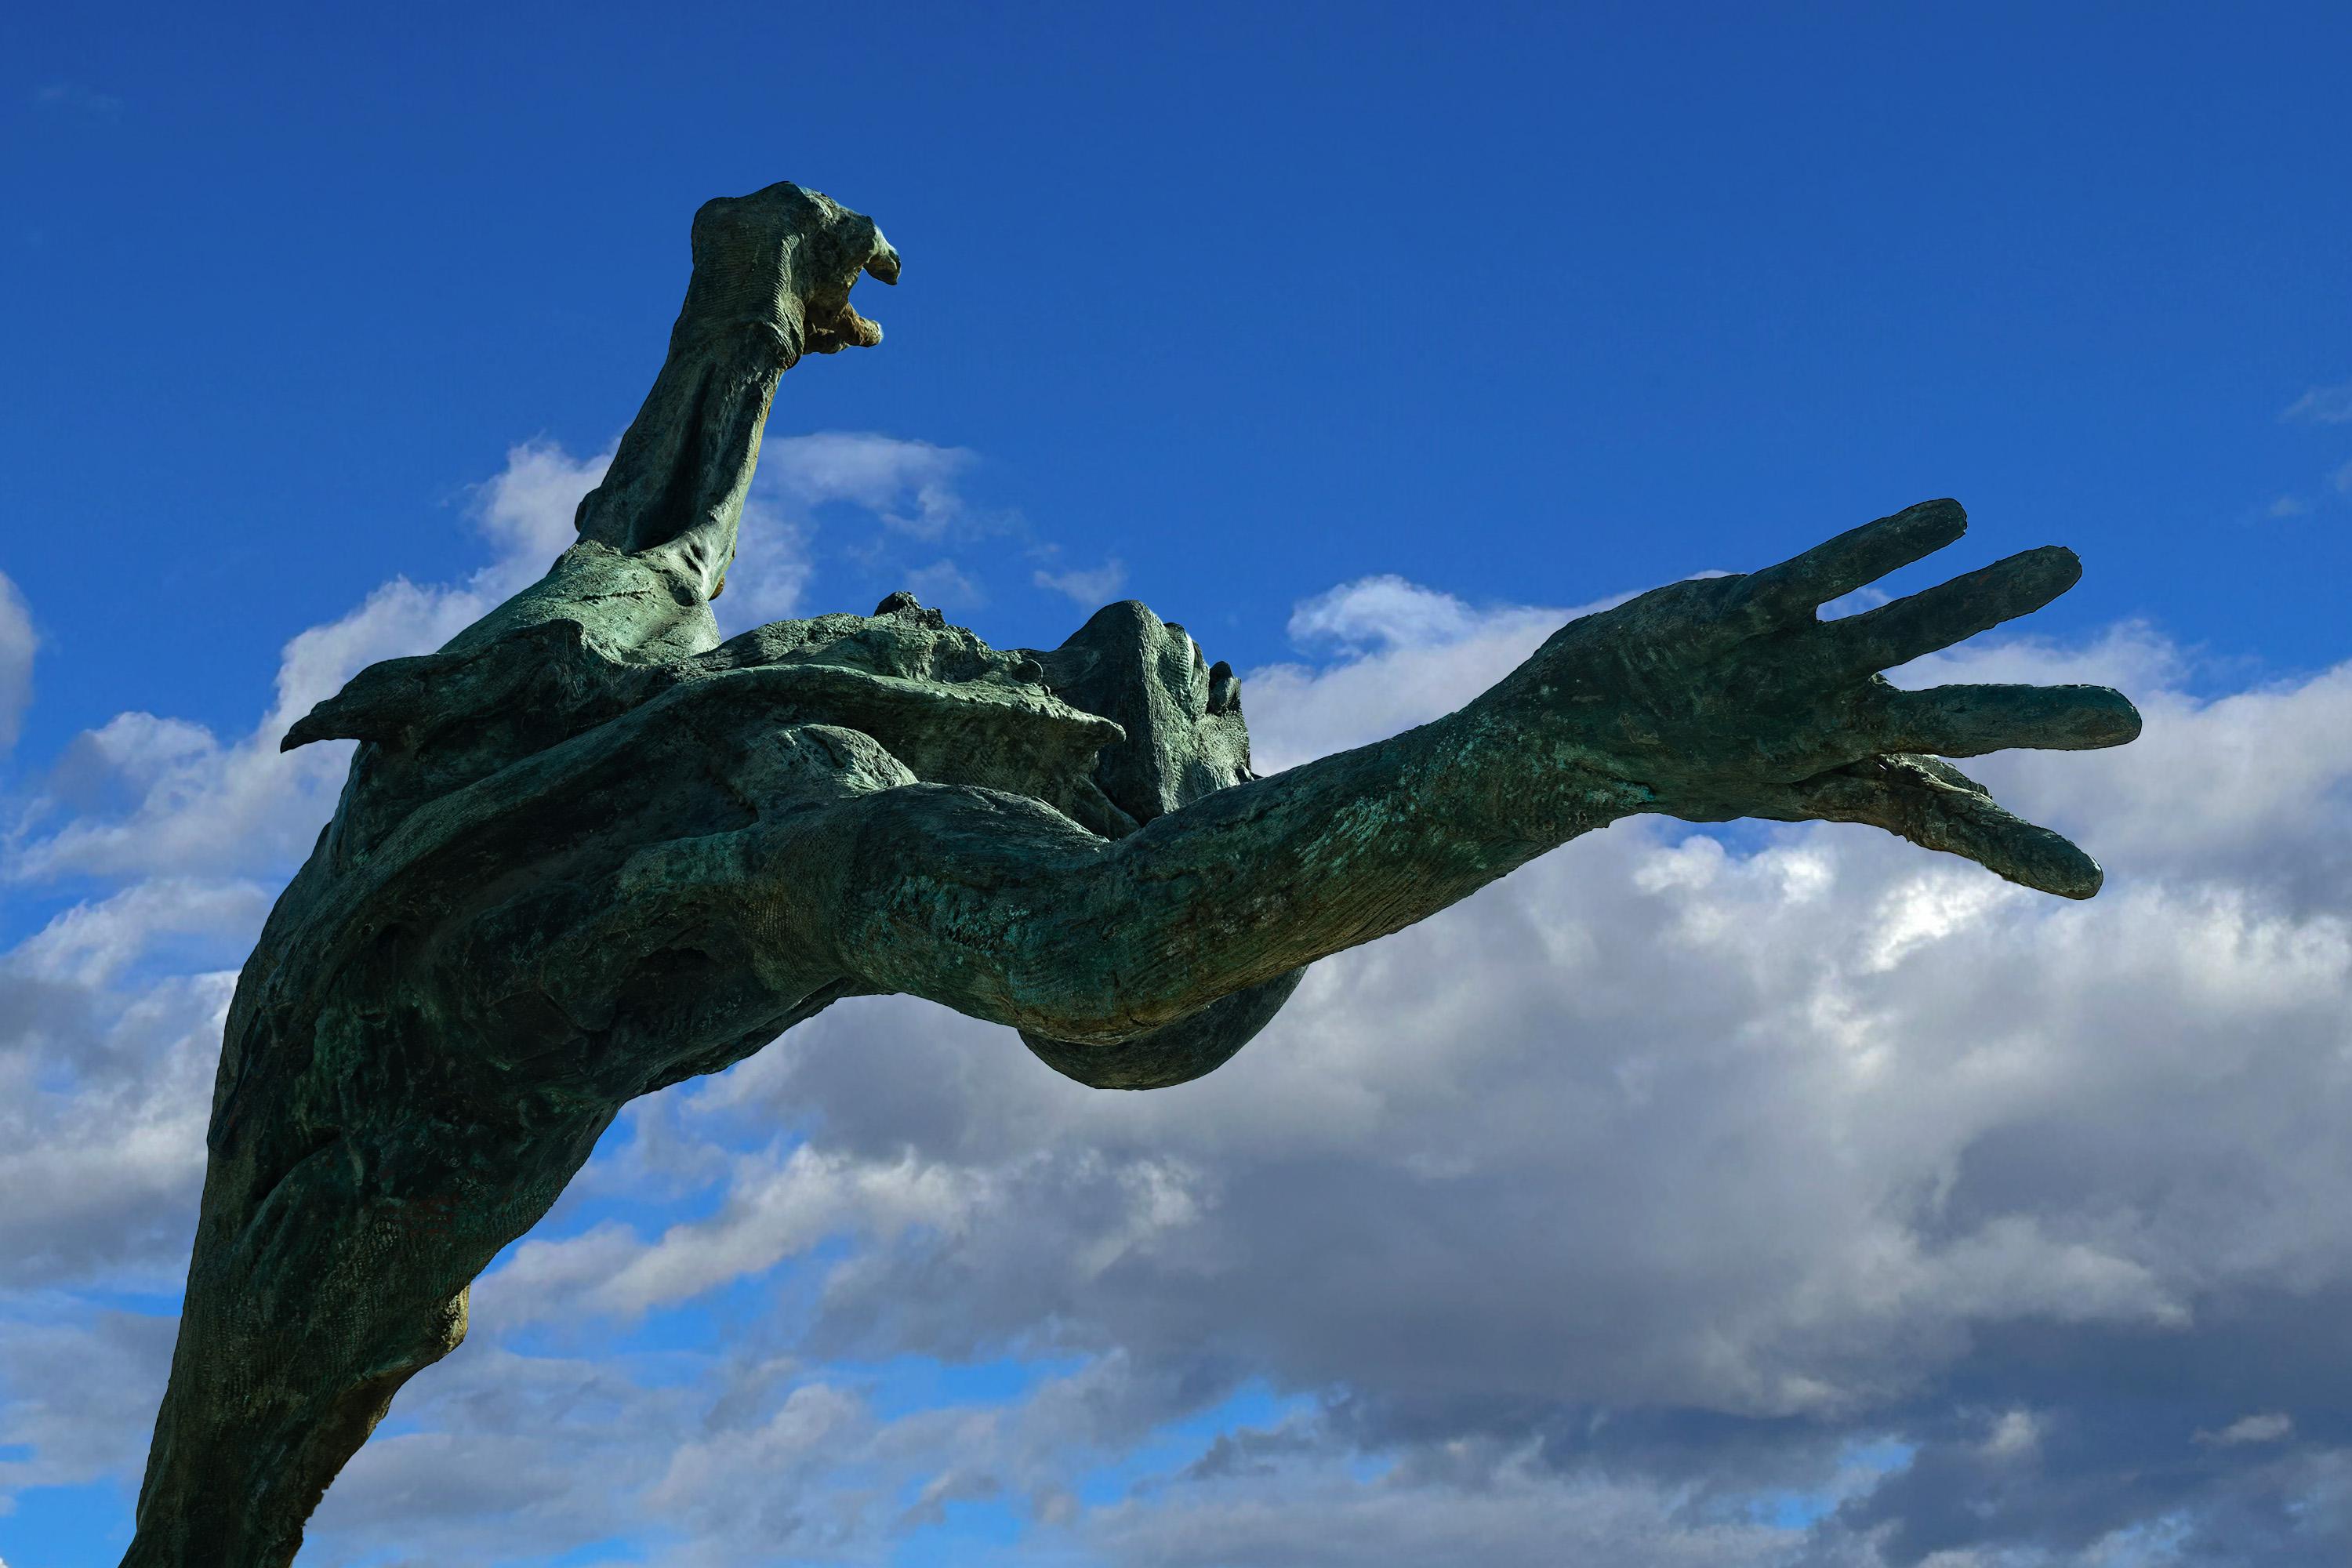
[5,465,2350,1567]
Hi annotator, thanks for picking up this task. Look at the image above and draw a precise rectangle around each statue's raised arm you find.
[445,181,901,663]
[122,183,2140,1568]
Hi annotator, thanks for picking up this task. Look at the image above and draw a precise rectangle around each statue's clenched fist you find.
[681,180,900,356]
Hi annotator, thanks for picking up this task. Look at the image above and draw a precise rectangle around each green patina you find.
[121,182,2140,1567]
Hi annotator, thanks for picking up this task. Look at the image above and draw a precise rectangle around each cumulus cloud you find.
[470,439,610,571]
[489,1145,986,1325]
[3,444,603,885]
[13,510,2352,1567]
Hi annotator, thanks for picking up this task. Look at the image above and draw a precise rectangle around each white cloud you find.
[2281,379,2352,425]
[1034,559,1129,606]
[8,876,266,993]
[0,1310,178,1498]
[0,569,33,754]
[0,876,270,1293]
[1244,606,1577,776]
[6,568,481,882]
[715,431,989,625]
[1286,573,1486,653]
[904,557,985,608]
[761,431,973,539]
[2198,1412,2294,1447]
[1982,1408,2041,1458]
[1243,576,1637,771]
[716,492,812,629]
[470,439,609,574]
[2,445,606,884]
[486,1144,985,1325]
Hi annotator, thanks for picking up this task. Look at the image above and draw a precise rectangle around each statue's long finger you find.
[1832,546,2080,672]
[1733,499,1968,627]
[1876,683,2142,757]
[1902,781,2105,899]
[1787,754,2106,899]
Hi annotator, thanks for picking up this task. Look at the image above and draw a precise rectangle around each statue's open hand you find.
[1482,500,2141,898]
[685,180,900,354]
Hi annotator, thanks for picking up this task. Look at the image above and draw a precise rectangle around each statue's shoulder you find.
[285,590,1145,863]
[279,581,1273,876]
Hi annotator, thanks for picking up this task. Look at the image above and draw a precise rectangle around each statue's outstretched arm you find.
[646,502,2137,1069]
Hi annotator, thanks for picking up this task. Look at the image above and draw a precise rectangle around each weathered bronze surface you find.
[120,183,2140,1566]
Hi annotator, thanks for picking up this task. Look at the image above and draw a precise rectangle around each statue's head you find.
[1017,598,1255,829]
[685,588,1259,842]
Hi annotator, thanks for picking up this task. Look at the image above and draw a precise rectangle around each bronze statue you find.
[121,183,2140,1566]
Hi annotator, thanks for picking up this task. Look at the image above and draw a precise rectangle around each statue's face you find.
[1024,599,1254,828]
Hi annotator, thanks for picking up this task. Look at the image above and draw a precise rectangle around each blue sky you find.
[5,5,2352,1566]
[9,1,2349,750]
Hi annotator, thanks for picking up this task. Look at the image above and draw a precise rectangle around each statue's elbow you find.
[1012,967,1309,1091]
